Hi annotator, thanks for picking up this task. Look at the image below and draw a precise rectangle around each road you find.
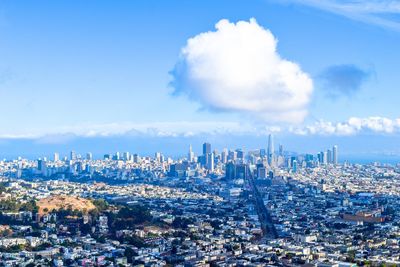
[247,173,278,240]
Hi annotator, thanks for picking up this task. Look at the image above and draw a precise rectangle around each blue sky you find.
[0,0,400,158]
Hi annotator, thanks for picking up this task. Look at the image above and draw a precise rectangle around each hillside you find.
[37,195,96,214]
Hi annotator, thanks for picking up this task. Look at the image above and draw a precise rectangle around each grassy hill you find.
[37,195,96,214]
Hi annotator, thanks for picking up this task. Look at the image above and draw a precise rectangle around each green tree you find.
[92,199,109,212]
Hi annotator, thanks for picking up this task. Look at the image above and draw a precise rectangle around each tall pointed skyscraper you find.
[188,144,194,162]
[267,134,275,166]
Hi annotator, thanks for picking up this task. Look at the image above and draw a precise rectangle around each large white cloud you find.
[171,18,313,123]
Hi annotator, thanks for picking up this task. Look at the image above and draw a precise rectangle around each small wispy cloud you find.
[1,117,400,141]
[0,121,271,141]
[286,0,400,31]
[291,117,400,136]
[319,64,371,98]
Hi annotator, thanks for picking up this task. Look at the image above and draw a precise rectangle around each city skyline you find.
[2,2,400,266]
[10,137,340,162]
[1,132,399,164]
[0,1,399,158]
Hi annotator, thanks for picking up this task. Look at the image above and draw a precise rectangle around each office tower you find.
[221,148,228,163]
[169,163,186,177]
[317,151,325,165]
[37,159,44,171]
[122,152,130,161]
[206,152,214,171]
[67,160,75,174]
[319,151,324,164]
[70,150,77,161]
[53,153,59,162]
[333,145,338,165]
[323,151,328,165]
[305,154,313,162]
[236,149,244,160]
[279,144,284,156]
[327,149,332,164]
[198,155,205,166]
[203,142,211,155]
[114,152,120,161]
[188,145,194,162]
[267,134,275,166]
[235,164,248,179]
[155,152,161,162]
[256,163,266,179]
[292,160,298,172]
[133,154,140,163]
[305,154,314,167]
[290,156,296,167]
[225,162,236,179]
[86,152,93,161]
[228,150,237,162]
[37,159,47,176]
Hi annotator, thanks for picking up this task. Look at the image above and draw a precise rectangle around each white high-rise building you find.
[155,152,162,162]
[323,151,328,165]
[37,159,47,176]
[188,145,194,162]
[333,145,338,165]
[221,148,228,163]
[53,153,59,162]
[86,152,93,161]
[207,152,214,172]
[327,149,332,164]
[123,152,130,161]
